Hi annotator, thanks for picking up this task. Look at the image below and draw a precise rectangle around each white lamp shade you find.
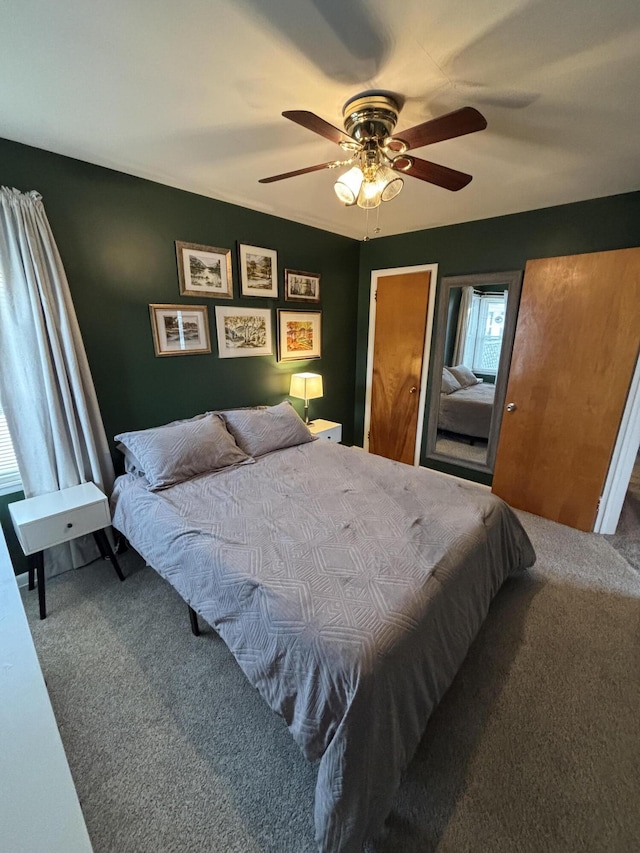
[357,178,383,209]
[289,372,323,401]
[378,165,404,202]
[334,167,363,206]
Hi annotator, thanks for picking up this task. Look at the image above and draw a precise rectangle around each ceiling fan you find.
[259,93,487,209]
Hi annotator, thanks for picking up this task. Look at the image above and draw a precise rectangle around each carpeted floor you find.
[605,452,640,572]
[22,509,640,853]
[435,433,488,466]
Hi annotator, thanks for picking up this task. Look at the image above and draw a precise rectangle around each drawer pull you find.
[66,522,73,529]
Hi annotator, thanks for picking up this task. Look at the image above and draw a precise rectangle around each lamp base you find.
[304,402,310,424]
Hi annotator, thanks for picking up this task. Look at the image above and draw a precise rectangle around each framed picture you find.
[277,310,322,362]
[285,269,320,303]
[149,304,211,357]
[239,243,278,298]
[175,241,233,299]
[215,306,273,358]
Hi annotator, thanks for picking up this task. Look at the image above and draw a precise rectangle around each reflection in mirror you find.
[426,271,523,475]
[436,286,508,466]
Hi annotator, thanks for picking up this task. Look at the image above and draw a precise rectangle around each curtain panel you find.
[0,187,115,577]
[452,285,474,366]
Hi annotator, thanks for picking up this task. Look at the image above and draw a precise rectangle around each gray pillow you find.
[448,364,480,388]
[115,413,251,490]
[115,443,145,477]
[441,367,462,395]
[222,400,313,457]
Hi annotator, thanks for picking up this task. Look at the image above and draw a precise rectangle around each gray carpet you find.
[22,510,640,853]
[435,434,488,465]
[605,453,640,572]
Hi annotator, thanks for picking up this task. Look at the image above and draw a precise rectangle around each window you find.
[0,398,22,494]
[0,250,22,494]
[462,292,508,376]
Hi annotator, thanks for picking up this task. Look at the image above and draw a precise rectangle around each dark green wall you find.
[2,134,640,562]
[0,137,360,571]
[356,191,640,481]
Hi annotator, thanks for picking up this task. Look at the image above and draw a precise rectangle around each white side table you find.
[309,419,343,442]
[9,482,124,619]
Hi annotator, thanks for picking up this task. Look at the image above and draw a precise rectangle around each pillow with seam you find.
[115,408,264,475]
[441,367,463,395]
[448,364,480,388]
[222,400,314,457]
[115,412,252,490]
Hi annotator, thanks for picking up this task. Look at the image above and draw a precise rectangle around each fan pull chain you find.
[363,206,382,241]
[363,207,370,241]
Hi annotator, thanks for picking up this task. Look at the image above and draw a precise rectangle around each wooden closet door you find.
[492,248,640,531]
[369,271,431,465]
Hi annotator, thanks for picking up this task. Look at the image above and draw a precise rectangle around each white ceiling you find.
[2,0,640,240]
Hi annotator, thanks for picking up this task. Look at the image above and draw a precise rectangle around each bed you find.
[438,365,496,440]
[111,403,535,852]
[438,381,496,439]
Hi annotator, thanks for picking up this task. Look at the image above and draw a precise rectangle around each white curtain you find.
[0,187,115,577]
[452,285,474,365]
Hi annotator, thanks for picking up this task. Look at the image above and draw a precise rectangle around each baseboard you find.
[15,571,29,589]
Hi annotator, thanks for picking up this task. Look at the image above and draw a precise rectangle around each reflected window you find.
[462,292,508,376]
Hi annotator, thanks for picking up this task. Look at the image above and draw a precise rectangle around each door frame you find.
[363,263,438,466]
[594,351,640,534]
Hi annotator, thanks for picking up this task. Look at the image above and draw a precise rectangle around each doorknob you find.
[506,402,517,412]
[409,386,417,394]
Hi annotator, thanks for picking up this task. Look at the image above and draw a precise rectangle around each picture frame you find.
[239,243,278,298]
[277,310,322,362]
[149,304,211,357]
[175,241,233,299]
[215,306,273,358]
[284,269,321,303]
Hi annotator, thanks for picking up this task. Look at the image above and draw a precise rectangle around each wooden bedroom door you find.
[492,248,640,531]
[369,271,431,465]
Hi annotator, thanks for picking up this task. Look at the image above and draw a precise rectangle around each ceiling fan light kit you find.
[333,151,405,209]
[259,93,487,227]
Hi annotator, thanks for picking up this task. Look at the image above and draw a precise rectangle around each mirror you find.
[425,270,523,475]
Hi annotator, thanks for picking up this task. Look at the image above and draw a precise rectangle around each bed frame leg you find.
[188,606,200,637]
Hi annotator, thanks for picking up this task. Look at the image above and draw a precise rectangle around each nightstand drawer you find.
[308,419,343,442]
[9,482,112,555]
[13,497,111,554]
[317,424,342,442]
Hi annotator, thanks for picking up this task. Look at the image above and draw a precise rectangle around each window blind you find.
[0,401,22,493]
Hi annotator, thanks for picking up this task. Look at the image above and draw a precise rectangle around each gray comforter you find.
[438,381,496,439]
[111,440,535,852]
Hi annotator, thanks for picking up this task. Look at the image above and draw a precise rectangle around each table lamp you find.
[289,373,323,424]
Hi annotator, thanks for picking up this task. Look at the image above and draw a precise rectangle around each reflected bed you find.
[438,381,496,439]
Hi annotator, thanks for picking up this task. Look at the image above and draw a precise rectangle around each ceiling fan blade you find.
[282,110,356,146]
[397,156,473,191]
[394,107,487,151]
[259,161,339,184]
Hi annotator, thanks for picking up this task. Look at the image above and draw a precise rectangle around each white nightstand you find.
[309,419,342,442]
[9,482,124,619]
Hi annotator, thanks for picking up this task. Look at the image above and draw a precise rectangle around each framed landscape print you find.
[215,306,273,358]
[176,241,233,299]
[277,310,321,362]
[239,243,278,298]
[149,304,211,356]
[285,269,320,303]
